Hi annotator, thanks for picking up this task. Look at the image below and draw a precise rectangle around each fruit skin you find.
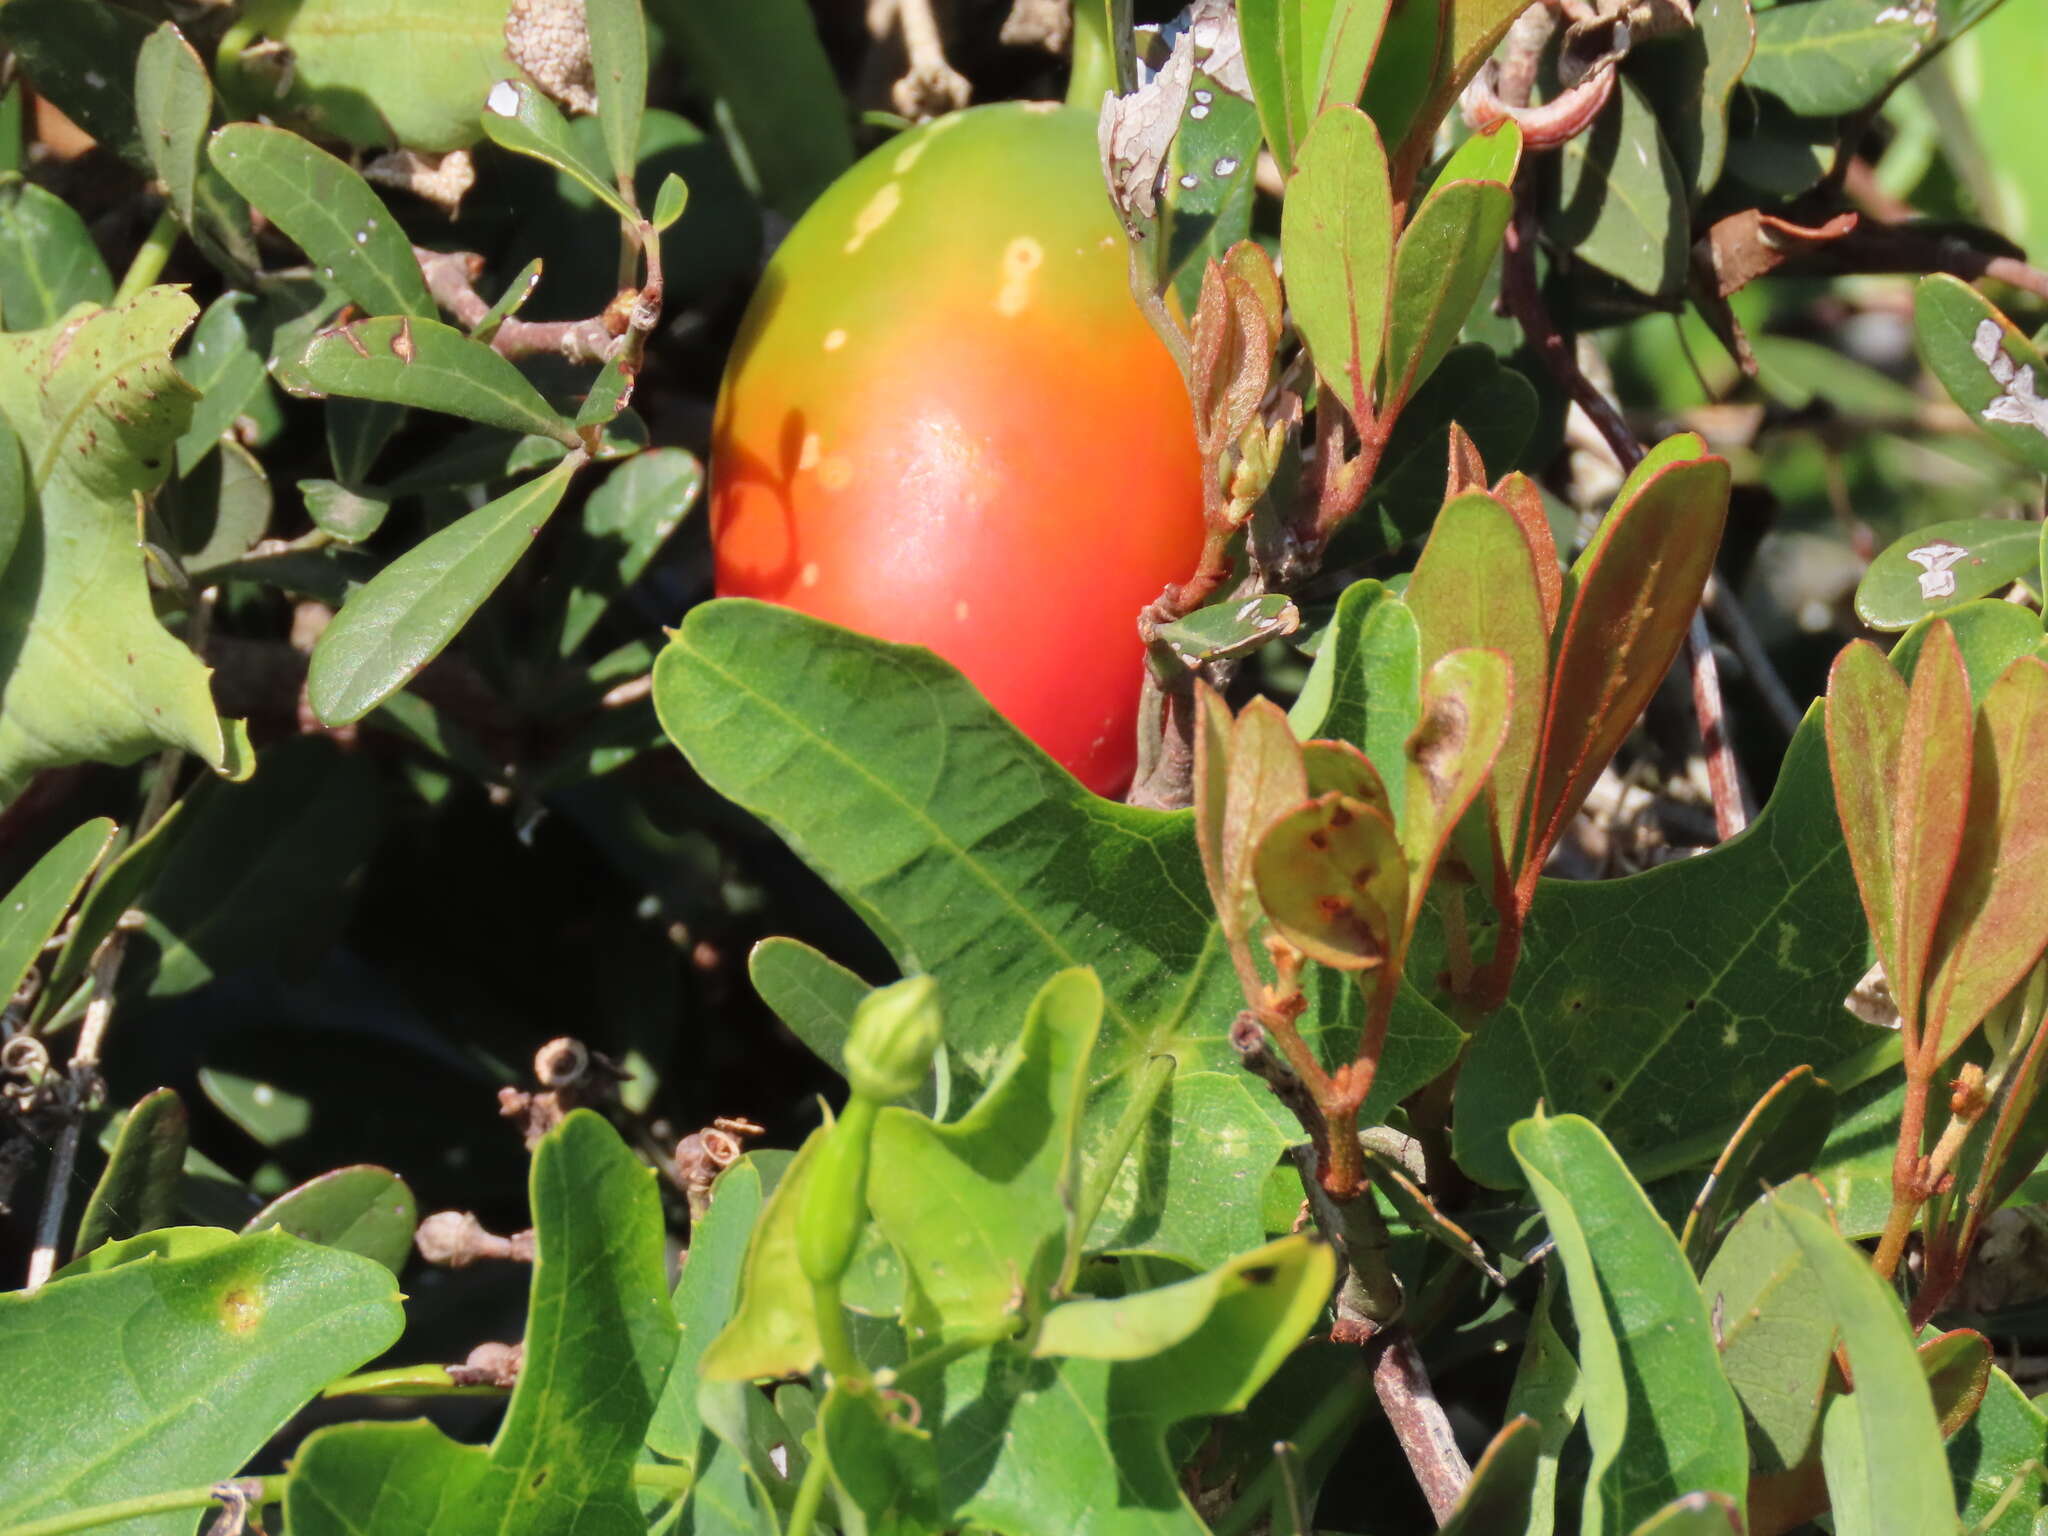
[710,102,1205,798]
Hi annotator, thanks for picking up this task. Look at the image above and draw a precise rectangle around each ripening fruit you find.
[710,102,1205,797]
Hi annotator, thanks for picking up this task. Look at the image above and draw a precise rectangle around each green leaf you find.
[1157,593,1301,669]
[0,1230,402,1534]
[1281,104,1394,423]
[287,315,579,445]
[1762,1184,1955,1535]
[1855,517,2043,630]
[1925,656,2048,1058]
[1083,1071,1293,1269]
[654,602,1456,1262]
[134,24,214,234]
[1357,0,1444,174]
[471,258,543,346]
[289,1112,677,1536]
[870,969,1099,1338]
[1159,71,1264,314]
[0,291,234,797]
[307,453,582,725]
[1947,0,2048,269]
[700,1130,826,1381]
[75,1087,189,1257]
[1289,580,1422,829]
[117,735,382,1001]
[56,1224,237,1278]
[1348,343,1540,557]
[302,478,392,544]
[174,292,275,475]
[0,0,151,167]
[585,0,648,194]
[1456,707,1871,1187]
[209,124,432,323]
[1384,138,1516,410]
[1892,601,2045,704]
[644,0,851,218]
[748,936,870,1083]
[1524,449,1730,879]
[1404,492,1550,855]
[482,79,637,221]
[0,815,114,1004]
[1948,1365,2048,1534]
[650,172,688,234]
[549,446,699,657]
[912,1237,1335,1536]
[1437,1416,1542,1535]
[1549,78,1688,298]
[1747,0,1932,116]
[0,175,111,331]
[1505,1269,1583,1536]
[243,1166,418,1276]
[1677,1066,1837,1270]
[1700,1177,1838,1476]
[38,800,189,1024]
[820,1382,943,1531]
[1511,1111,1748,1533]
[327,397,405,487]
[1199,692,1310,957]
[1629,0,1756,198]
[1913,276,2048,476]
[644,1158,766,1466]
[1240,0,1393,176]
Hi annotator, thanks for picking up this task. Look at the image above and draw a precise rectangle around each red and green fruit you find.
[709,102,1204,797]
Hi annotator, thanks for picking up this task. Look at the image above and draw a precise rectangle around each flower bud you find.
[844,976,942,1103]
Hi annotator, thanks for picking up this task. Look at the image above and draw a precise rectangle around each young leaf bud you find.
[844,975,942,1103]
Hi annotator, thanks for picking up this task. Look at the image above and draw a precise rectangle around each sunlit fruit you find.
[709,102,1205,797]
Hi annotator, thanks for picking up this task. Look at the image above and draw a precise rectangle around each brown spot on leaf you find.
[390,318,415,363]
[219,1286,263,1334]
[1408,696,1470,804]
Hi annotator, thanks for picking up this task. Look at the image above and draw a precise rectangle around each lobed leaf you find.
[1,1230,402,1534]
[869,969,1101,1339]
[288,1113,676,1536]
[1456,708,1870,1187]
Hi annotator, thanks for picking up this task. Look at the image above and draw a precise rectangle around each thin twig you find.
[1371,1327,1473,1524]
[413,247,620,364]
[1704,574,1805,738]
[1501,199,1749,839]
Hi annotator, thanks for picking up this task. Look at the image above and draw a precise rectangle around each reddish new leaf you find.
[1522,449,1730,897]
[1405,493,1549,865]
[1491,471,1560,631]
[1302,737,1391,819]
[1825,640,1910,1008]
[1195,687,1309,960]
[1926,656,2048,1062]
[1891,623,1974,1042]
[1401,648,1511,930]
[1252,791,1408,972]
